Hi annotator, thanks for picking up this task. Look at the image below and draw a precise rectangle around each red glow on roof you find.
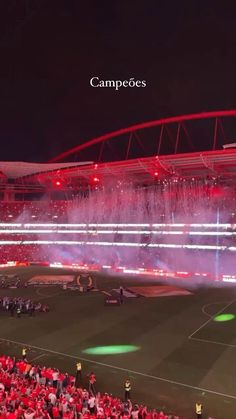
[211,185,224,198]
[93,177,100,183]
[54,180,62,187]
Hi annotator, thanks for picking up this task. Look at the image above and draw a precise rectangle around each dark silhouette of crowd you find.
[0,201,69,222]
[0,297,49,317]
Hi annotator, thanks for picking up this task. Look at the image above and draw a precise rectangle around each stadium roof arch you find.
[2,111,236,193]
[49,110,236,163]
[44,110,236,186]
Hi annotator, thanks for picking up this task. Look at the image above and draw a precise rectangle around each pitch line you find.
[0,337,236,400]
[190,337,236,349]
[35,289,64,299]
[188,298,236,339]
[201,301,229,318]
[30,353,46,362]
[101,291,112,296]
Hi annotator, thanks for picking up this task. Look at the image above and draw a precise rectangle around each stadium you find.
[1,110,236,280]
[1,111,236,418]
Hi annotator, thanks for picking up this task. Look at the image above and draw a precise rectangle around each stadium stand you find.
[0,354,183,419]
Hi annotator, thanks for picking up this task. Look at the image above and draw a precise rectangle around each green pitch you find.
[0,266,236,419]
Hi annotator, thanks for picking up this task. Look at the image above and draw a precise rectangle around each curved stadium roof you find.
[2,111,236,188]
[0,161,93,179]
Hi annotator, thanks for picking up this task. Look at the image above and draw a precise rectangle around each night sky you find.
[1,0,236,162]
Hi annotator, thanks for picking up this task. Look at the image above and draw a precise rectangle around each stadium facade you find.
[1,110,236,282]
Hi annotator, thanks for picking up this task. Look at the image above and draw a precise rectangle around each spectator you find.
[0,353,184,419]
[88,372,96,396]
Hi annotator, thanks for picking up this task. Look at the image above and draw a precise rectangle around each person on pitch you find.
[75,361,82,387]
[22,347,27,361]
[195,401,203,418]
[120,286,124,304]
[124,378,131,401]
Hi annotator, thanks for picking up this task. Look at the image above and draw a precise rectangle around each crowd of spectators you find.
[0,245,49,265]
[0,297,49,317]
[0,199,236,223]
[0,202,70,222]
[0,200,235,277]
[0,354,183,419]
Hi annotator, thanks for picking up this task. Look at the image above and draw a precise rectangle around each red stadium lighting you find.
[154,171,159,177]
[93,176,100,183]
[53,179,63,188]
[49,110,236,163]
[211,185,224,198]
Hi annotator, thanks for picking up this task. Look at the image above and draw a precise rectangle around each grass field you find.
[0,267,236,418]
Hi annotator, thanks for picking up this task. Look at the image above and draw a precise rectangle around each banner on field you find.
[127,285,193,297]
[28,275,74,285]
